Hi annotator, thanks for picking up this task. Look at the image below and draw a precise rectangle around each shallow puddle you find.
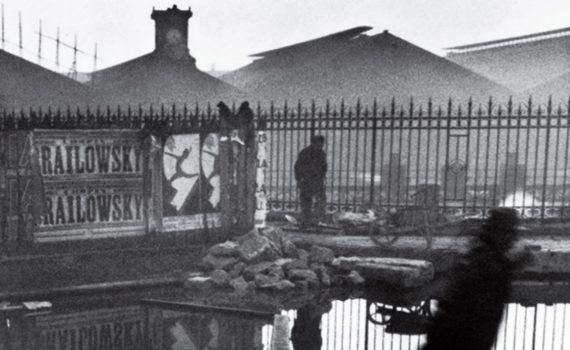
[0,287,568,349]
[264,299,570,350]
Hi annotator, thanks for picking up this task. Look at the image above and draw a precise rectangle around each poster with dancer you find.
[162,133,221,232]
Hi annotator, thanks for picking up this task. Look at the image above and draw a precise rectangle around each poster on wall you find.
[35,181,145,242]
[255,131,268,228]
[33,130,145,242]
[161,133,221,232]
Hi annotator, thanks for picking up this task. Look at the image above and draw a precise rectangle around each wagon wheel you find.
[369,222,399,247]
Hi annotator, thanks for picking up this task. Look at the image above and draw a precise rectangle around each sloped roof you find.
[445,26,570,53]
[445,27,570,92]
[0,49,91,109]
[221,28,511,104]
[91,52,244,107]
[250,26,372,58]
[524,70,570,104]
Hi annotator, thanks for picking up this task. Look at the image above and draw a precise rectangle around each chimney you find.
[151,5,194,61]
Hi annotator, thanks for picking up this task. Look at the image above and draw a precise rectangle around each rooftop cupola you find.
[151,4,194,61]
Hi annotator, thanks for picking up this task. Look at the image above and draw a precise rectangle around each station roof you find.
[445,26,570,54]
[221,27,511,105]
[0,49,91,110]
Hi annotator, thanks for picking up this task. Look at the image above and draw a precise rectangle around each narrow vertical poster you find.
[255,131,268,228]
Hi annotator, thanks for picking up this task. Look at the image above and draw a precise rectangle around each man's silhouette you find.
[294,135,327,227]
[291,302,332,350]
[423,208,532,350]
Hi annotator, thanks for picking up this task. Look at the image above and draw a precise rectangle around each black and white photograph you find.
[1,0,570,349]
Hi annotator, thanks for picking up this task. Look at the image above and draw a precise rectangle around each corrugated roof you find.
[250,26,372,58]
[445,26,570,54]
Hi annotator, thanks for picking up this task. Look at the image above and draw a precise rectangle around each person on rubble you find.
[294,135,327,228]
[422,207,533,350]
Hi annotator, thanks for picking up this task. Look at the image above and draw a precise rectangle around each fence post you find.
[310,100,316,138]
[462,98,473,213]
[442,98,453,211]
[482,98,494,216]
[369,99,378,205]
[150,133,165,234]
[541,97,553,220]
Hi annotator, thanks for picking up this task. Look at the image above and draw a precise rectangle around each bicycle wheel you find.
[369,222,399,247]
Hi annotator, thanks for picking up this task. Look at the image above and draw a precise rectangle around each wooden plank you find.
[141,298,276,321]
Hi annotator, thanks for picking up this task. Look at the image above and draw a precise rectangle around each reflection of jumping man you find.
[165,148,199,183]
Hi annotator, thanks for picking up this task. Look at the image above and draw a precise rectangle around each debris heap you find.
[186,226,366,293]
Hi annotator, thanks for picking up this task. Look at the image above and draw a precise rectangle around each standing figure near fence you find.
[294,135,327,228]
[236,101,255,149]
[422,207,533,350]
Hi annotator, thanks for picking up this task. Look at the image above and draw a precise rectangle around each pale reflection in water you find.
[263,299,570,350]
[0,295,568,349]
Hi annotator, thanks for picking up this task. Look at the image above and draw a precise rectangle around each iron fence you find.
[3,96,570,219]
[263,97,570,220]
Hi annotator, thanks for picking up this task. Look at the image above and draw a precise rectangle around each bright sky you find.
[2,0,570,73]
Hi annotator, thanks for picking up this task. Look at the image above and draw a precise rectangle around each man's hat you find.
[311,135,325,144]
[486,207,521,231]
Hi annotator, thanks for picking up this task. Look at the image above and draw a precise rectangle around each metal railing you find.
[3,96,570,220]
[263,97,570,220]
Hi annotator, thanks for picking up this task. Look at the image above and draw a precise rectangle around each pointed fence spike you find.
[547,95,553,114]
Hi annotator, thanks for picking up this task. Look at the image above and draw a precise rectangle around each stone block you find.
[229,276,249,294]
[309,246,335,264]
[288,269,320,288]
[208,241,240,257]
[294,280,309,292]
[332,257,434,288]
[260,279,296,292]
[184,276,214,290]
[210,269,230,287]
[298,249,309,262]
[347,271,365,285]
[282,239,299,259]
[283,259,309,272]
[228,262,246,279]
[238,232,282,263]
[267,265,285,279]
[202,254,238,271]
[255,273,283,288]
[243,261,274,280]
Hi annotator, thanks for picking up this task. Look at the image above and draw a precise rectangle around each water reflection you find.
[265,300,570,350]
[0,294,568,349]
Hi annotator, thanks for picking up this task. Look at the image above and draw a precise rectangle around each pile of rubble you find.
[185,227,366,293]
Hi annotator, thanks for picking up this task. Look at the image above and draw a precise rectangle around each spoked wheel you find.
[369,222,399,247]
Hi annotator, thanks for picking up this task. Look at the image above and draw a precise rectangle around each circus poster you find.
[161,133,221,232]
